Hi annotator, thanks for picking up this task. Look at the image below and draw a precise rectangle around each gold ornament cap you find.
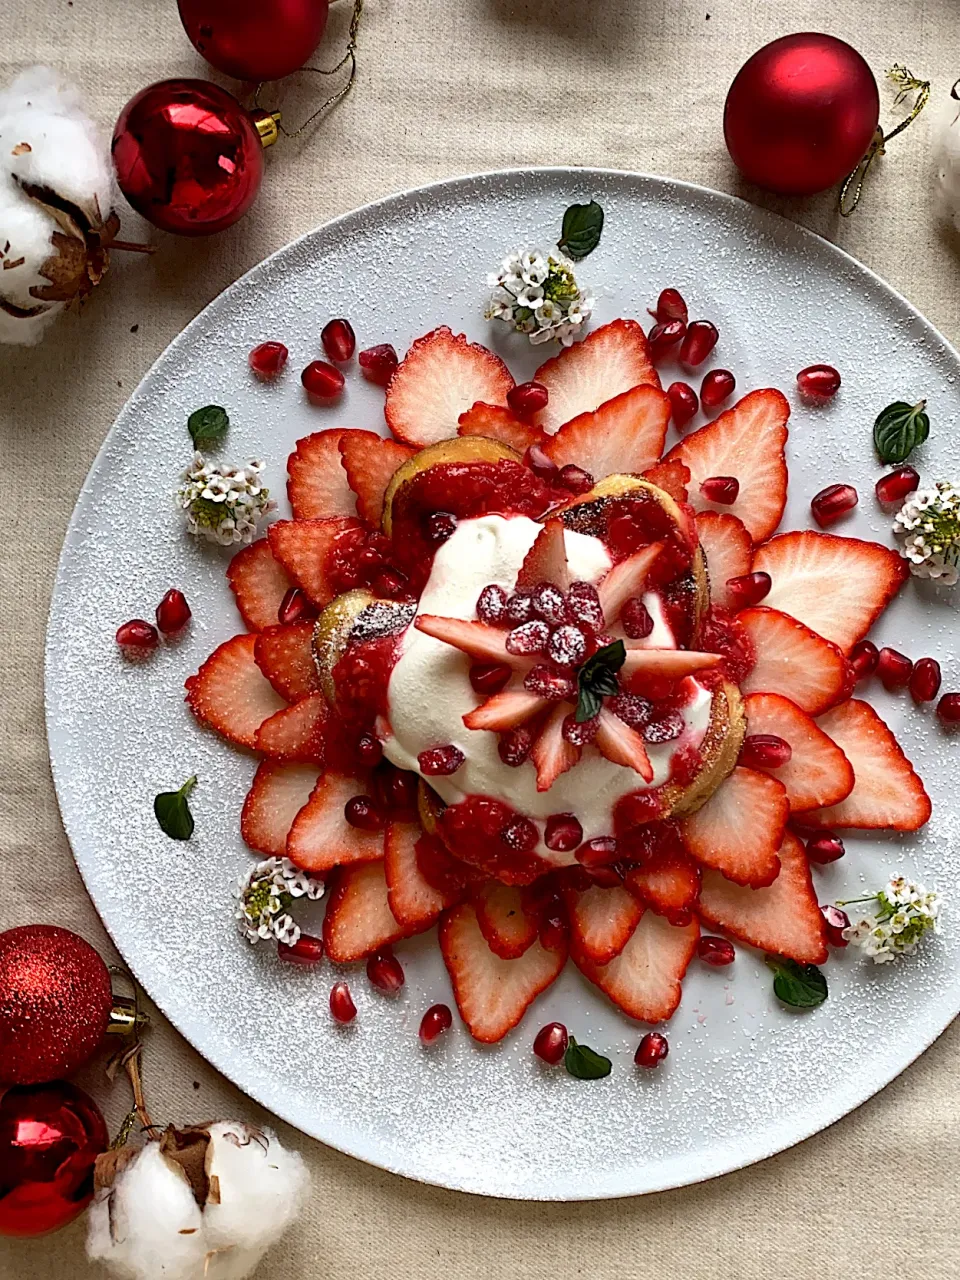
[250,109,282,148]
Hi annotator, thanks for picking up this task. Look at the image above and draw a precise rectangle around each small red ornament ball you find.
[0,925,112,1086]
[724,33,880,195]
[0,1081,108,1237]
[112,80,267,236]
[178,0,329,82]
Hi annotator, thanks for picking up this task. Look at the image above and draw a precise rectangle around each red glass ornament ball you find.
[0,1080,108,1237]
[724,34,880,195]
[178,0,329,82]
[0,925,113,1086]
[112,80,267,236]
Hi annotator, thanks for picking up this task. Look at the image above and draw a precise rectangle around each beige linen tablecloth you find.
[3,2,960,1276]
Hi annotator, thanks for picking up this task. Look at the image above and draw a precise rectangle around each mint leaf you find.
[188,405,229,450]
[564,1036,612,1079]
[766,956,828,1008]
[873,400,929,463]
[558,200,604,261]
[154,776,197,841]
[576,639,625,722]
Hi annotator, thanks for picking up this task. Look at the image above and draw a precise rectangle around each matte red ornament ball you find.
[0,1081,108,1237]
[0,925,113,1086]
[724,34,880,195]
[178,0,329,82]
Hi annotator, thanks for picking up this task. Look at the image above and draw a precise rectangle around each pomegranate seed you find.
[584,864,623,887]
[507,380,549,418]
[548,625,587,668]
[643,711,685,744]
[358,343,398,386]
[330,981,357,1023]
[373,568,408,598]
[700,368,735,409]
[725,571,771,608]
[277,933,324,965]
[502,815,539,853]
[524,665,578,700]
[506,619,550,655]
[654,287,688,325]
[910,657,942,704]
[477,584,509,624]
[419,1003,453,1045]
[355,733,383,766]
[418,745,465,775]
[566,581,604,632]
[850,639,879,680]
[523,443,559,481]
[875,465,920,509]
[498,727,534,766]
[470,662,512,694]
[557,464,594,495]
[806,832,845,864]
[545,812,583,851]
[608,696,650,732]
[877,646,913,691]
[697,935,735,966]
[811,483,858,527]
[635,1032,669,1068]
[621,596,653,638]
[248,340,288,379]
[534,1022,569,1065]
[648,318,686,360]
[367,948,404,993]
[532,583,569,625]
[562,713,598,746]
[377,766,419,816]
[937,693,960,725]
[321,317,356,362]
[739,733,792,769]
[116,619,158,650]
[539,911,566,951]
[576,836,619,866]
[278,586,309,624]
[666,381,698,429]
[797,364,841,399]
[425,511,458,544]
[821,904,850,947]
[505,592,535,624]
[344,795,384,831]
[679,320,718,368]
[700,475,739,504]
[155,588,191,633]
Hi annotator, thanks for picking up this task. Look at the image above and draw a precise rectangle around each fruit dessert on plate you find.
[185,315,931,1050]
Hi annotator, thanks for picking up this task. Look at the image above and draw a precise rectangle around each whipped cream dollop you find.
[382,514,712,863]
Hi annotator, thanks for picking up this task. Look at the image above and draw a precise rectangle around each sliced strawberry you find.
[323,860,414,963]
[415,615,524,666]
[516,518,571,592]
[680,766,789,887]
[185,633,286,749]
[664,388,789,541]
[471,880,539,959]
[563,883,643,965]
[439,901,566,1043]
[530,703,580,791]
[255,693,328,763]
[532,319,660,435]
[572,911,699,1023]
[226,539,294,632]
[621,647,721,679]
[752,530,909,653]
[338,430,414,525]
[458,402,544,453]
[241,760,322,856]
[594,707,653,781]
[738,606,853,716]
[385,327,514,448]
[698,830,828,964]
[268,516,363,608]
[254,622,320,702]
[384,822,462,929]
[624,840,701,927]
[286,770,383,873]
[696,511,753,612]
[463,689,547,731]
[802,699,932,831]
[642,459,690,502]
[743,692,854,812]
[541,384,670,479]
[287,429,359,520]
[597,543,663,621]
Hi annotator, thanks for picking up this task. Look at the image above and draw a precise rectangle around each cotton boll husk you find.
[932,91,960,231]
[0,179,57,343]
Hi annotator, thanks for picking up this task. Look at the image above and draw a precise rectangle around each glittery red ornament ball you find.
[178,0,330,82]
[0,926,113,1086]
[0,1080,108,1237]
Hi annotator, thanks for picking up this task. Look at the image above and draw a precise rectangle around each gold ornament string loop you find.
[839,64,930,217]
[253,0,363,140]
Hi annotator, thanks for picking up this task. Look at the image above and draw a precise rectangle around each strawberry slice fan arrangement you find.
[186,317,931,1048]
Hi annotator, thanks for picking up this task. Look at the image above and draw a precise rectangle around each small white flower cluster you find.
[894,481,960,585]
[842,875,942,963]
[485,249,593,346]
[234,857,323,947]
[178,452,276,546]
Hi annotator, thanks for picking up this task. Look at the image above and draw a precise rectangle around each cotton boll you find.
[932,90,960,232]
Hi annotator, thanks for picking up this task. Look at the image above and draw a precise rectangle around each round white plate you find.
[47,169,960,1200]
